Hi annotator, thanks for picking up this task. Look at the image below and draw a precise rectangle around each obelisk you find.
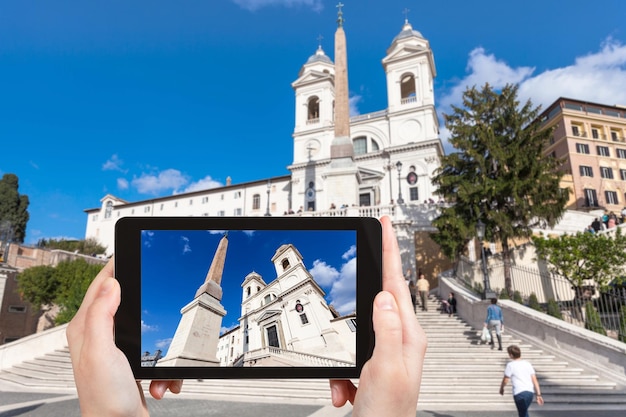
[157,234,228,367]
[326,2,358,206]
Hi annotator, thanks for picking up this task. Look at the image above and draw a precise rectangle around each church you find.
[84,8,446,277]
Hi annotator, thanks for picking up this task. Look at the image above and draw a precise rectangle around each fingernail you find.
[376,291,395,311]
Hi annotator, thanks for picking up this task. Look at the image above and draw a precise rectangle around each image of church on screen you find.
[155,233,356,368]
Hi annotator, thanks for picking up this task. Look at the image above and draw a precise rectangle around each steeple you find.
[330,1,354,162]
[194,233,228,299]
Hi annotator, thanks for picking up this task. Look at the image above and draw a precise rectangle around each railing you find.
[306,118,320,125]
[454,256,625,342]
[243,346,354,367]
[350,110,388,123]
[401,96,417,105]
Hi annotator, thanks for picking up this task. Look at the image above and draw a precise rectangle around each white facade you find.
[216,243,356,367]
[84,19,444,257]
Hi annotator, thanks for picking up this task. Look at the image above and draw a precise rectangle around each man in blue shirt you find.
[484,297,504,350]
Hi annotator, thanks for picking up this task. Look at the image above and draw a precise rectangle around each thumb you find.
[370,291,402,360]
[83,277,121,347]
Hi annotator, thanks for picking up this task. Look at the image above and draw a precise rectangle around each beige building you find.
[540,98,626,212]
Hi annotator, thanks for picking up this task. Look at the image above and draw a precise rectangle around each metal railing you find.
[454,256,626,342]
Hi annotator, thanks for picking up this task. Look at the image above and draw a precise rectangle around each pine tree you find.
[584,302,607,336]
[528,292,542,311]
[547,298,563,319]
[432,84,568,296]
[0,173,30,243]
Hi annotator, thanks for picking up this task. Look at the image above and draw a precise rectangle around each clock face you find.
[305,139,321,157]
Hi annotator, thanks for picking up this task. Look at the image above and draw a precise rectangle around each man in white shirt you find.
[499,345,544,417]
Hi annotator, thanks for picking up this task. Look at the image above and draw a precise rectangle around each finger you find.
[329,379,356,407]
[370,291,403,360]
[149,380,183,399]
[80,277,121,355]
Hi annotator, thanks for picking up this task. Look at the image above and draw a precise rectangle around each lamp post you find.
[476,219,495,299]
[396,161,404,204]
[265,181,271,216]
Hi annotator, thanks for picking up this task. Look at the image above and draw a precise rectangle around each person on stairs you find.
[484,297,504,350]
[499,345,544,417]
[416,272,430,311]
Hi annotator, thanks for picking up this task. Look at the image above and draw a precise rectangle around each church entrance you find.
[267,325,280,348]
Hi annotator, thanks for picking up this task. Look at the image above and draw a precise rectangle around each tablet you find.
[114,216,381,379]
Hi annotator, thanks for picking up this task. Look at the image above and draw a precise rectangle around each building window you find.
[584,188,598,207]
[597,146,610,157]
[620,169,626,181]
[202,196,209,204]
[252,194,261,210]
[572,125,580,136]
[359,193,371,207]
[234,191,241,199]
[353,136,367,155]
[299,313,309,325]
[400,73,416,104]
[576,143,590,154]
[611,131,620,142]
[592,128,601,139]
[409,187,419,201]
[617,149,626,159]
[307,96,320,122]
[104,201,113,219]
[347,318,357,332]
[605,191,619,205]
[234,208,242,216]
[144,206,150,213]
[160,203,164,211]
[282,258,290,270]
[92,214,98,221]
[600,167,614,179]
[8,305,26,313]
[189,199,193,205]
[174,202,178,207]
[217,210,225,217]
[579,166,593,177]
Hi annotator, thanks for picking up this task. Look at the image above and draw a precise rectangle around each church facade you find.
[84,14,445,276]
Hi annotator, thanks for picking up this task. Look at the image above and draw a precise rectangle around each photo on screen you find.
[139,229,357,368]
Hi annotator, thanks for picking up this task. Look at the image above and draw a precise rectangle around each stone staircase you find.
[1,295,625,410]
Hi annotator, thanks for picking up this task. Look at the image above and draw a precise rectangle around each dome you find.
[392,21,423,43]
[305,45,333,65]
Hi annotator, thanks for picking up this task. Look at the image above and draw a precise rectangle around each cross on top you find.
[317,34,324,47]
[403,8,410,23]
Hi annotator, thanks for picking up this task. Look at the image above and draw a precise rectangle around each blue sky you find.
[139,228,356,354]
[1,0,625,244]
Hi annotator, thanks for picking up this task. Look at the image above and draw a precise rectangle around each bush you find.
[547,298,563,320]
[584,302,607,336]
[499,288,510,300]
[513,290,523,304]
[528,292,542,311]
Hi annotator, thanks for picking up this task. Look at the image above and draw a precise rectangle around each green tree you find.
[528,292,541,311]
[432,84,568,296]
[17,259,104,325]
[0,173,30,243]
[16,265,59,306]
[533,230,626,291]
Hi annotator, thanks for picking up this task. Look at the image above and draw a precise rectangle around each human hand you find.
[329,216,427,417]
[66,258,182,417]
[537,396,545,406]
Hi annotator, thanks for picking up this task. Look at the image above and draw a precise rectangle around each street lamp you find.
[264,181,271,216]
[396,161,404,204]
[476,219,495,299]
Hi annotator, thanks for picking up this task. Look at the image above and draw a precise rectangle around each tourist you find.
[499,345,544,417]
[416,273,430,311]
[484,297,504,350]
[66,216,426,417]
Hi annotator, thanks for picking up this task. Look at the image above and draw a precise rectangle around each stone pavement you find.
[2,390,626,417]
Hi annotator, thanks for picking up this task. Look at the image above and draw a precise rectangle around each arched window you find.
[371,140,380,152]
[282,258,290,270]
[252,194,261,210]
[353,136,367,155]
[246,287,251,298]
[400,74,416,104]
[104,201,113,219]
[307,96,320,122]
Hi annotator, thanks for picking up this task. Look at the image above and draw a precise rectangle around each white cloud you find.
[342,245,356,260]
[181,235,191,254]
[232,0,323,12]
[102,154,126,172]
[117,178,129,190]
[141,320,158,333]
[131,168,189,195]
[220,323,239,335]
[309,250,357,315]
[181,175,223,193]
[309,259,340,287]
[155,338,173,349]
[437,38,626,146]
[349,94,362,116]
